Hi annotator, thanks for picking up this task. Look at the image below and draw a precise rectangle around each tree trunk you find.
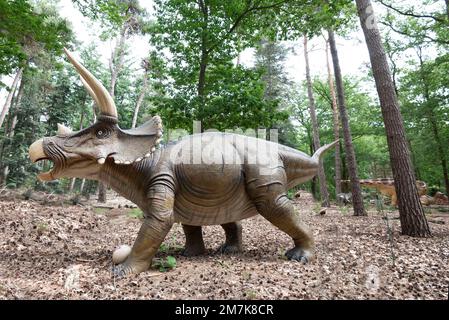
[356,0,430,236]
[0,75,24,185]
[417,52,449,196]
[309,143,317,199]
[407,139,421,180]
[446,0,449,20]
[109,24,129,99]
[325,39,342,198]
[328,29,366,216]
[304,36,330,207]
[132,65,150,128]
[69,178,76,193]
[198,47,208,103]
[80,179,86,194]
[197,0,209,124]
[69,110,86,193]
[0,68,23,129]
[99,24,129,203]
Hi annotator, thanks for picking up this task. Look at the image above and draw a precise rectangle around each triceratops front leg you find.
[113,186,174,277]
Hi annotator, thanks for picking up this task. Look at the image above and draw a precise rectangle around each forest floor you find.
[0,191,448,300]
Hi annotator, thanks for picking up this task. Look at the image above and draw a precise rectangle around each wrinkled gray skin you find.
[29,115,336,277]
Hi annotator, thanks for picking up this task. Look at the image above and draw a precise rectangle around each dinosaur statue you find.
[349,178,427,206]
[28,49,337,276]
[420,192,449,206]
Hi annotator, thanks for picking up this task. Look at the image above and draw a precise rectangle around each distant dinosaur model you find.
[434,192,449,205]
[28,49,338,277]
[421,192,449,206]
[349,178,427,206]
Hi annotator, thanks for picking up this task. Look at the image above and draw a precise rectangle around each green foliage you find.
[72,0,147,33]
[0,0,72,77]
[154,255,177,272]
[399,53,449,191]
[149,0,290,132]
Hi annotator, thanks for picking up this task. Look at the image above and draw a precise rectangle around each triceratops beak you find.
[29,138,46,163]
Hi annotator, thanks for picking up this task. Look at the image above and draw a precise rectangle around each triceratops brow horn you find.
[63,48,118,119]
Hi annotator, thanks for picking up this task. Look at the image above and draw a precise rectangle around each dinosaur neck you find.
[97,151,160,209]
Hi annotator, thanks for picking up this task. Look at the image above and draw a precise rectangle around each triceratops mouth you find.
[29,139,64,181]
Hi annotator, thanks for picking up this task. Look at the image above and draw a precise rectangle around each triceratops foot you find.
[285,247,312,263]
[112,261,149,277]
[182,245,206,257]
[217,243,242,254]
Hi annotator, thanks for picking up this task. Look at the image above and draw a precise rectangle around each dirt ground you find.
[0,192,448,300]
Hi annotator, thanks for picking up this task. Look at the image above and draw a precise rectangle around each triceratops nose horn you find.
[63,48,118,119]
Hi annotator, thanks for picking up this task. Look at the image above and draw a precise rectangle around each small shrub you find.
[128,208,144,219]
[154,256,177,272]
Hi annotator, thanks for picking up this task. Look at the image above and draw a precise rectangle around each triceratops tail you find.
[312,140,339,164]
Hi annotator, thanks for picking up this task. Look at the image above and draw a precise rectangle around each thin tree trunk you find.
[69,178,76,192]
[0,75,24,185]
[325,39,342,198]
[69,109,86,193]
[304,36,330,207]
[328,29,366,216]
[0,68,23,129]
[446,0,449,20]
[417,51,449,195]
[99,24,129,203]
[309,142,317,199]
[197,0,209,124]
[132,64,150,128]
[109,25,129,100]
[356,0,430,236]
[80,179,86,194]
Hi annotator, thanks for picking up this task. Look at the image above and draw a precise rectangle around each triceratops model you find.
[28,49,337,276]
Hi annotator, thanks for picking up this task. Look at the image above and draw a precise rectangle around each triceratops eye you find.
[96,129,110,139]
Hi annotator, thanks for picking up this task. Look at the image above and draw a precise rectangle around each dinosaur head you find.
[28,48,162,182]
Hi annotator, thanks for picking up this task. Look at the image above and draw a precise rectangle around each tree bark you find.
[132,61,150,128]
[0,68,23,129]
[303,36,330,207]
[325,38,342,198]
[328,29,366,215]
[356,0,430,236]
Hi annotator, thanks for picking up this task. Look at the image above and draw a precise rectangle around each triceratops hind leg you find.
[218,221,243,254]
[245,167,314,263]
[261,195,314,263]
[182,224,206,256]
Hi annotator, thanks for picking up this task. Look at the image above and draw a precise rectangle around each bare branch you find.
[206,0,289,54]
[377,0,446,23]
[379,20,449,45]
